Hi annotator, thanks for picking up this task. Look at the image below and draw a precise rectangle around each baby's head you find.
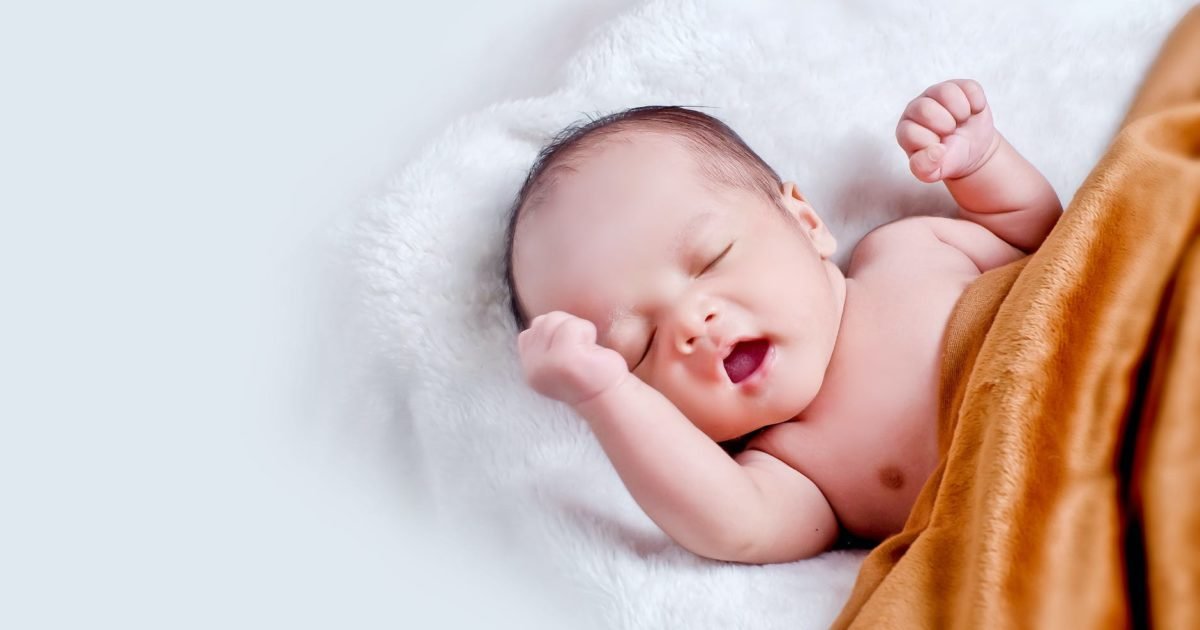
[505,107,847,441]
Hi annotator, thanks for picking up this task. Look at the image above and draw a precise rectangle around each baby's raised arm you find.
[897,79,1062,252]
[518,311,837,563]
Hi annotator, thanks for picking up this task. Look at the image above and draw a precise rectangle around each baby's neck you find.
[793,266,855,424]
[825,259,849,341]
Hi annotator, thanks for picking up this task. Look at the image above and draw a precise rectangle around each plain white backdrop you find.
[1,1,638,627]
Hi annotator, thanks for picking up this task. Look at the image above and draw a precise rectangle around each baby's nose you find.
[674,309,719,356]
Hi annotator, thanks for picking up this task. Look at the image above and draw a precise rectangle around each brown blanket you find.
[833,8,1200,629]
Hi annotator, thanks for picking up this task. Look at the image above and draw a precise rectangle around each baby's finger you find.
[949,79,987,114]
[549,319,595,357]
[537,311,573,331]
[902,96,957,136]
[909,144,946,183]
[529,311,570,351]
[564,316,597,345]
[544,309,585,338]
[896,119,940,155]
[923,82,972,123]
[520,315,543,352]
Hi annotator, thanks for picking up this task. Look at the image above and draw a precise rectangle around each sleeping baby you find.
[503,80,1062,563]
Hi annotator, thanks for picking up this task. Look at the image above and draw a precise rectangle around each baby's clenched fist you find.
[517,311,630,407]
[896,79,1001,183]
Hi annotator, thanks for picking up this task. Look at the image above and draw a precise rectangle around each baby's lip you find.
[721,337,771,384]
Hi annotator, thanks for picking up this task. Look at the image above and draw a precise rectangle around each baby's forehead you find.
[529,135,686,209]
[520,128,771,246]
[565,129,700,177]
[542,155,732,234]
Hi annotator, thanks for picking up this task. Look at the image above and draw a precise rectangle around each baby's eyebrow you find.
[673,212,717,258]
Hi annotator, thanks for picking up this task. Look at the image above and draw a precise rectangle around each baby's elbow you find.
[703,531,764,564]
[695,522,830,565]
[670,519,759,563]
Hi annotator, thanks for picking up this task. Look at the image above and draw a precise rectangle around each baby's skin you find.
[512,80,1062,563]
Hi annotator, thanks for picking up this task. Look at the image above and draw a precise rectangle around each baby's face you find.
[513,133,845,441]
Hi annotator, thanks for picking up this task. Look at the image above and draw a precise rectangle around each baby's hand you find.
[518,311,630,407]
[896,79,1001,183]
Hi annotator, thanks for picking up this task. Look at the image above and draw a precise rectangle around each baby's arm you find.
[897,80,1063,253]
[519,311,837,563]
[578,373,837,563]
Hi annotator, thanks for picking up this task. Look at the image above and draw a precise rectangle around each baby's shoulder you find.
[848,216,991,279]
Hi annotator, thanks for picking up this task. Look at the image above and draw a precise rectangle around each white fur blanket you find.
[343,0,1192,626]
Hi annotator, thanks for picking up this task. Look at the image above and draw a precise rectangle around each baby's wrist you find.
[573,371,638,422]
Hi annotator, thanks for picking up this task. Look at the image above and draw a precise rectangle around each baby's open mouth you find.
[723,339,770,384]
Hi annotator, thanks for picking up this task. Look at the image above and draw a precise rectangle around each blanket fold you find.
[834,7,1200,629]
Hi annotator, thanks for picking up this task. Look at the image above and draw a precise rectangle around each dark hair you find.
[502,106,783,329]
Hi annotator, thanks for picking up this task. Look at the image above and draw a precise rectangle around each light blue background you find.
[1,0,637,627]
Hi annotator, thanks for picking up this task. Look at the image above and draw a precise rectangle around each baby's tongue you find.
[723,339,769,383]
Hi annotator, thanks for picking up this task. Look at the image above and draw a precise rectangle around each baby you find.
[504,80,1062,563]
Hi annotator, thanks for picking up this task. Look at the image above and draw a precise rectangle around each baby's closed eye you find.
[696,242,734,276]
[605,319,654,370]
[633,329,656,369]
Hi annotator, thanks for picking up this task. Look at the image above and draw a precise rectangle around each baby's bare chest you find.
[751,245,979,538]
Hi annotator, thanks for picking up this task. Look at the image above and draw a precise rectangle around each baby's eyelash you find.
[699,242,734,275]
[633,328,656,369]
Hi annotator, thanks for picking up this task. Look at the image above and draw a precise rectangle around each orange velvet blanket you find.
[833,8,1200,629]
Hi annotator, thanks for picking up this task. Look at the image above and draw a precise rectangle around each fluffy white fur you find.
[344,0,1192,627]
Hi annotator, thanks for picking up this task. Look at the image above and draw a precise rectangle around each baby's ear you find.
[779,182,837,259]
